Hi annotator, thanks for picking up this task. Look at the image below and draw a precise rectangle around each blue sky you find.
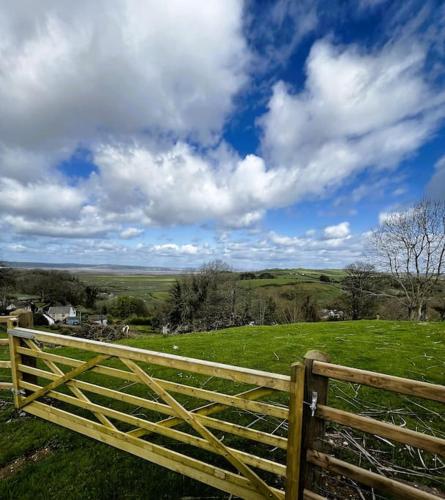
[0,0,444,269]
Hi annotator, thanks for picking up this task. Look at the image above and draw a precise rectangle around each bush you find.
[258,272,274,279]
[127,316,152,325]
[239,272,256,280]
[319,274,331,283]
[108,296,148,319]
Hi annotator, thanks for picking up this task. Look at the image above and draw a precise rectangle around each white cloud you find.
[151,243,202,255]
[91,142,289,227]
[0,1,248,150]
[0,178,85,218]
[261,39,445,198]
[120,227,143,239]
[0,4,443,264]
[4,205,112,238]
[323,222,350,239]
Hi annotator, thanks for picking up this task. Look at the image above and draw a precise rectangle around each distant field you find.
[78,268,346,306]
[77,273,182,302]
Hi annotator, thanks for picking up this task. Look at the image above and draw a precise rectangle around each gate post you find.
[298,350,330,496]
[8,320,37,406]
[285,362,305,499]
[8,330,23,408]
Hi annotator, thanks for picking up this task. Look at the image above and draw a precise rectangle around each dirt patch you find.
[0,446,53,480]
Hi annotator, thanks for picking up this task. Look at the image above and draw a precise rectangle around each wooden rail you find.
[313,360,445,403]
[7,327,304,499]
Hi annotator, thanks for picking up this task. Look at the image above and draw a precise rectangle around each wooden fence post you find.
[299,350,330,496]
[8,332,23,408]
[8,315,37,403]
[285,362,305,499]
[17,313,37,389]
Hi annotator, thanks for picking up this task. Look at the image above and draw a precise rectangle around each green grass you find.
[78,269,346,307]
[0,320,444,498]
[77,273,181,303]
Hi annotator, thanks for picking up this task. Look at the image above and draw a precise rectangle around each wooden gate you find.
[4,327,444,499]
[6,327,316,499]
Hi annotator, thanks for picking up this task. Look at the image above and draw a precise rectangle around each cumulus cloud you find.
[0,178,85,218]
[0,2,444,267]
[151,243,205,256]
[261,39,445,197]
[4,205,113,238]
[91,142,291,227]
[323,222,350,239]
[0,0,247,151]
[120,227,143,239]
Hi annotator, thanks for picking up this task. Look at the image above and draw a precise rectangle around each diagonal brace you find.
[24,339,116,430]
[128,386,274,439]
[19,353,110,409]
[120,357,281,500]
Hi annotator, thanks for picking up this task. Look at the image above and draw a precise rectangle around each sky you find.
[0,0,444,270]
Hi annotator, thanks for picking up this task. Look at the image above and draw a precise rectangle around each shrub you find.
[108,296,148,319]
[239,272,256,280]
[258,272,274,279]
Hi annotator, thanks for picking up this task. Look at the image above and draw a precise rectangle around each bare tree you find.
[371,200,445,321]
[343,262,378,320]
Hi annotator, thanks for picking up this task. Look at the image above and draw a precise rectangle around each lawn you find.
[0,320,444,499]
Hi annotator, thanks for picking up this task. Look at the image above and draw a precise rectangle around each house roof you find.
[47,306,75,315]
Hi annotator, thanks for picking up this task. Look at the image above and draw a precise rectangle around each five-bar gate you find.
[2,327,445,499]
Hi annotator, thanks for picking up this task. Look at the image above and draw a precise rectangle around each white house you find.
[47,305,76,323]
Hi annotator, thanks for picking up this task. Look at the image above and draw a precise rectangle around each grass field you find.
[78,273,182,303]
[0,320,444,499]
[78,268,346,309]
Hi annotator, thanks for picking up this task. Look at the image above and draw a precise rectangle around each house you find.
[47,305,77,323]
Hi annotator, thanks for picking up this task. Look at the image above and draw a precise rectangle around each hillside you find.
[78,267,346,307]
[0,320,444,499]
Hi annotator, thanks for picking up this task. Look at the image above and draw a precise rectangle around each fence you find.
[301,351,445,499]
[3,326,445,499]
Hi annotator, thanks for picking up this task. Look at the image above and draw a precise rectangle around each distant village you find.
[5,300,108,327]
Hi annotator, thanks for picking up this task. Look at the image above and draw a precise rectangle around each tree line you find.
[159,199,445,332]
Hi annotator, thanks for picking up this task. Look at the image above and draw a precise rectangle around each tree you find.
[0,264,16,313]
[371,200,445,321]
[342,262,377,320]
[109,296,148,319]
[17,270,86,305]
[300,295,319,322]
[84,286,99,309]
[239,272,256,280]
